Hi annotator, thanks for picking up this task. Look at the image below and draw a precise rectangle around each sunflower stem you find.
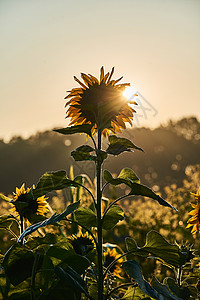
[177,266,182,286]
[19,216,24,245]
[96,130,104,300]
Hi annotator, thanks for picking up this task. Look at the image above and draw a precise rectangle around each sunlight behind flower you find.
[123,86,138,101]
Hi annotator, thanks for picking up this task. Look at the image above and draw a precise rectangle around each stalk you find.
[19,215,24,245]
[177,266,182,286]
[96,130,104,300]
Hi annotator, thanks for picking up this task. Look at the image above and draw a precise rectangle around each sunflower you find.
[65,67,137,136]
[70,232,94,256]
[186,187,200,234]
[10,184,48,223]
[104,248,123,277]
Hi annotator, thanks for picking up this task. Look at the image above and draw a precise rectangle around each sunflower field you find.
[0,68,200,300]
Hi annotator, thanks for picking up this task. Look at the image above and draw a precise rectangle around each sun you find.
[123,86,138,101]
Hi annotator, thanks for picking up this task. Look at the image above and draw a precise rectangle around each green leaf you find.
[103,205,124,230]
[47,241,90,274]
[126,231,182,268]
[2,244,42,286]
[128,182,177,211]
[151,276,183,300]
[75,145,94,152]
[74,207,97,228]
[117,168,140,184]
[54,124,93,137]
[32,170,79,199]
[103,170,113,182]
[106,143,132,155]
[106,135,143,155]
[123,260,168,300]
[104,168,140,185]
[54,266,89,297]
[18,201,80,242]
[142,231,181,268]
[122,286,151,300]
[35,255,54,290]
[125,237,141,253]
[26,233,62,250]
[103,168,176,210]
[164,278,191,300]
[46,241,74,262]
[71,150,96,162]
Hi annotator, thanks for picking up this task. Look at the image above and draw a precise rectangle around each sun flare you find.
[123,86,138,101]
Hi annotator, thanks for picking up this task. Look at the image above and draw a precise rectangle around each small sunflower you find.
[70,232,94,256]
[104,248,123,277]
[65,67,137,136]
[186,187,200,234]
[10,184,48,223]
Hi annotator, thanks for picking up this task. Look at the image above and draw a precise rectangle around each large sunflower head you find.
[70,232,94,256]
[65,67,137,136]
[104,248,123,277]
[186,187,200,234]
[10,184,48,223]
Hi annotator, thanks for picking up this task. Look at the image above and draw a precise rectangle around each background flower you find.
[10,184,48,223]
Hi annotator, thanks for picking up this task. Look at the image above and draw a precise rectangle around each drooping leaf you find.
[103,168,176,210]
[103,170,113,182]
[126,231,182,268]
[47,241,90,274]
[54,266,89,297]
[164,277,191,300]
[151,276,183,300]
[107,135,143,155]
[32,170,79,199]
[117,168,140,184]
[54,124,93,137]
[134,182,173,210]
[26,233,62,250]
[128,182,177,211]
[74,207,97,228]
[125,237,141,253]
[18,201,80,242]
[123,260,169,300]
[103,205,124,230]
[2,244,42,286]
[122,286,151,300]
[106,143,132,155]
[71,150,96,162]
[75,145,94,152]
[104,168,140,185]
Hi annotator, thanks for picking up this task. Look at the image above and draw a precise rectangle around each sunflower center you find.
[15,194,38,217]
[104,254,117,273]
[71,237,94,256]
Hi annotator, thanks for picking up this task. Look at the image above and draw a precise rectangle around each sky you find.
[0,0,200,141]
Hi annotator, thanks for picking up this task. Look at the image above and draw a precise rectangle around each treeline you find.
[0,117,199,195]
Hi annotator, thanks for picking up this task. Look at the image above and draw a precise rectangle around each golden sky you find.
[1,0,200,140]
